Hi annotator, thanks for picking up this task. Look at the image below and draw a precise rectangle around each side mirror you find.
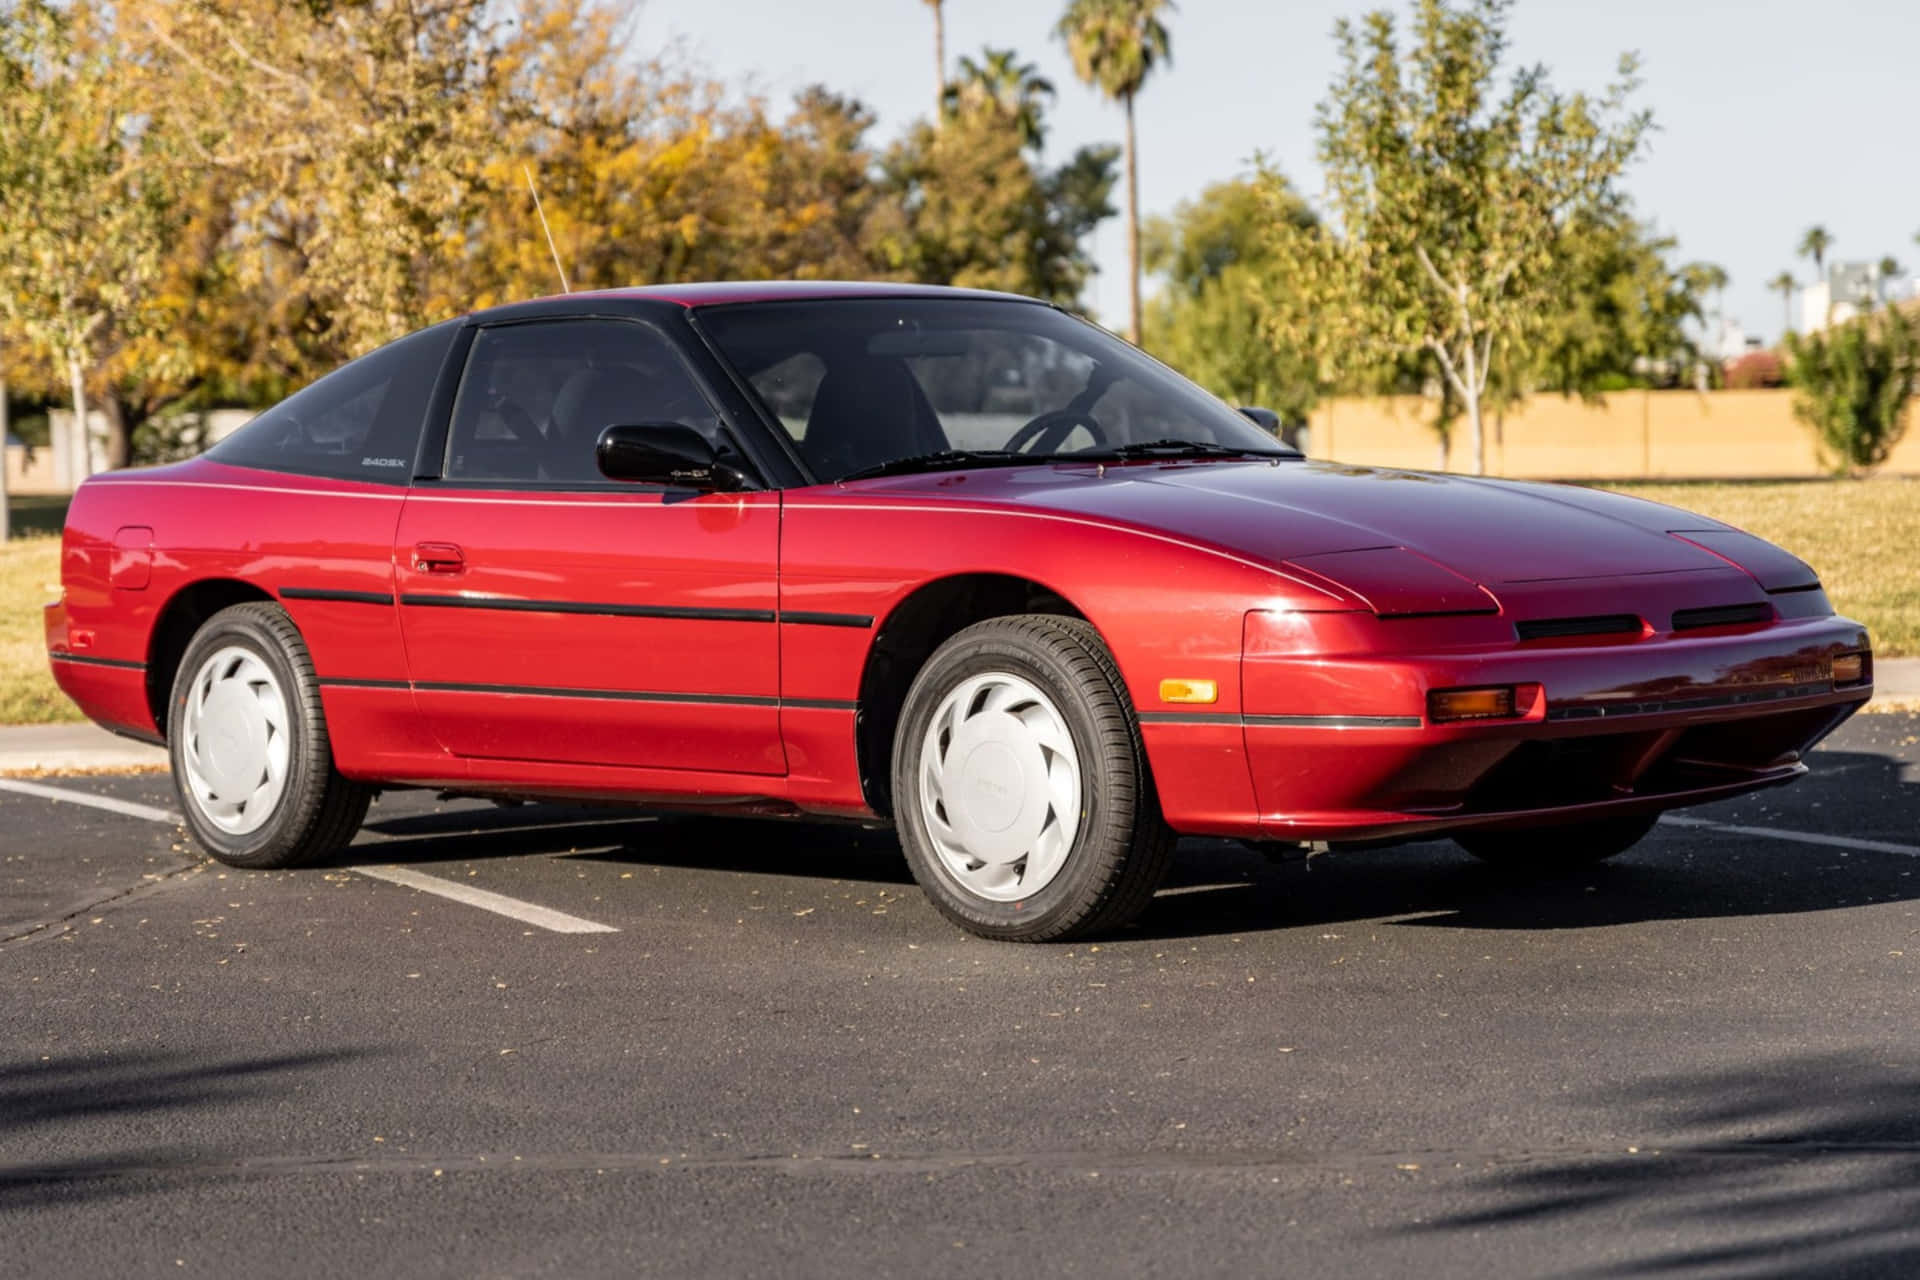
[596,424,750,491]
[1237,406,1282,434]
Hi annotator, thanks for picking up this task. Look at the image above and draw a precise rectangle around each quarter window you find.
[444,320,721,484]
[207,322,457,483]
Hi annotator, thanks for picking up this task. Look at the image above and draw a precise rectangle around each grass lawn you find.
[0,533,83,724]
[1600,476,1919,658]
[0,480,1913,726]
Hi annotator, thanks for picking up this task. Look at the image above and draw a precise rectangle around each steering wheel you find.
[1004,408,1108,455]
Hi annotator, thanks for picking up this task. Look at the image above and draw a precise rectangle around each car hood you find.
[853,459,1769,590]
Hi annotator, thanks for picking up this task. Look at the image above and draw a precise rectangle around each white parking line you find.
[1660,814,1920,858]
[0,777,183,825]
[351,864,617,933]
[1,778,618,933]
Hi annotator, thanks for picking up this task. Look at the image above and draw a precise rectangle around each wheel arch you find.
[855,572,1098,818]
[144,578,278,737]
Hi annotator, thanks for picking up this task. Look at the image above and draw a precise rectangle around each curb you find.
[0,722,168,776]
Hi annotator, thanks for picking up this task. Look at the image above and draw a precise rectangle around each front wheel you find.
[891,615,1173,942]
[168,602,371,869]
[1454,813,1659,871]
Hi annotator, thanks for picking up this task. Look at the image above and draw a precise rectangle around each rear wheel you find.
[168,602,371,869]
[1454,813,1659,871]
[890,615,1173,942]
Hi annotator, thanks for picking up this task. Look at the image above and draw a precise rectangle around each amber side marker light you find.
[1429,686,1518,723]
[1833,652,1870,687]
[1159,678,1219,705]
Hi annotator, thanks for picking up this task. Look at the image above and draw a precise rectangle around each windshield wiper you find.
[837,439,1299,481]
[1086,439,1299,461]
[838,449,1037,481]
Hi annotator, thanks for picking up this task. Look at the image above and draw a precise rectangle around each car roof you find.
[601,280,1043,307]
[480,281,1045,318]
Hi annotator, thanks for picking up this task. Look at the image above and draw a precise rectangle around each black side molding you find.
[281,588,396,606]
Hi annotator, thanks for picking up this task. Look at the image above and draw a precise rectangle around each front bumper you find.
[1142,611,1871,844]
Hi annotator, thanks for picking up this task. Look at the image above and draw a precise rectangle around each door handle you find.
[413,542,465,574]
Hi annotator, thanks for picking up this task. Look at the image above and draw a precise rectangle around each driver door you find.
[393,317,784,775]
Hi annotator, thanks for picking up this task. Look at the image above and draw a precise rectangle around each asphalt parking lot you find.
[3,713,1918,1278]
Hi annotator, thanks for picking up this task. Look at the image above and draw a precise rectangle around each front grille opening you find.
[1462,703,1850,816]
[1515,614,1644,642]
[1465,733,1656,810]
[1672,602,1773,631]
[1660,706,1854,774]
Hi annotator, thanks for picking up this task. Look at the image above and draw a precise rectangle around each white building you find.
[1800,261,1906,333]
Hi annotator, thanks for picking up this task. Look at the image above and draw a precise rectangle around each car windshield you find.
[694,297,1296,482]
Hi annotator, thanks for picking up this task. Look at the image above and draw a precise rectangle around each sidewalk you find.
[1,660,1916,776]
[1877,657,1920,702]
[0,722,168,774]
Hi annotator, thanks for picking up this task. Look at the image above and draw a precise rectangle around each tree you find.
[1769,271,1799,336]
[1695,261,1729,349]
[868,96,1117,305]
[0,0,180,485]
[1529,212,1712,397]
[923,0,946,116]
[133,0,503,363]
[451,2,888,309]
[1256,0,1650,474]
[1797,225,1833,280]
[945,48,1056,151]
[1143,175,1320,423]
[1878,255,1903,303]
[1784,305,1918,476]
[1055,0,1175,345]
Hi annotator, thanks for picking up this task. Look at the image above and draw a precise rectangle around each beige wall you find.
[4,443,60,495]
[1307,389,1920,478]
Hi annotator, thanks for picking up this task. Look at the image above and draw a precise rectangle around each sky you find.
[635,0,1920,347]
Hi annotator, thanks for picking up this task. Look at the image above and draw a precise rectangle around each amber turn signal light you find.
[1428,686,1517,723]
[1159,678,1219,705]
[1832,652,1869,687]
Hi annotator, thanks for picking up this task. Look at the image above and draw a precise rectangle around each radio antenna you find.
[523,164,571,294]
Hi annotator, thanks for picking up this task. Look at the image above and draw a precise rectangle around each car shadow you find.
[0,1047,377,1214]
[339,804,920,885]
[1398,1049,1920,1278]
[333,749,1919,941]
[1130,747,1920,940]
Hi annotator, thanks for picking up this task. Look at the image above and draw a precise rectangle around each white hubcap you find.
[918,671,1082,902]
[180,646,292,836]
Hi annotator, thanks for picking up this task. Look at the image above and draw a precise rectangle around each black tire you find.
[167,602,371,869]
[1454,813,1658,871]
[890,614,1174,942]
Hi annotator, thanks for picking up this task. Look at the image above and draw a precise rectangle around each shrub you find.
[1784,307,1919,476]
[1723,350,1784,389]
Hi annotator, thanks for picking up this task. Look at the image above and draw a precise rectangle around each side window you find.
[208,322,456,483]
[444,319,721,484]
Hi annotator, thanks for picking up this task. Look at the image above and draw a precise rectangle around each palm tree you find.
[1797,225,1833,280]
[1056,0,1175,345]
[1878,255,1903,304]
[944,48,1056,151]
[1768,271,1798,337]
[1695,262,1729,349]
[922,0,946,117]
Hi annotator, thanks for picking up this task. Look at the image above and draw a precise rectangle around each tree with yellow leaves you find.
[0,0,180,479]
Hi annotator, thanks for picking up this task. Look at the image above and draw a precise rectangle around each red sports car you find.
[46,283,1873,940]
